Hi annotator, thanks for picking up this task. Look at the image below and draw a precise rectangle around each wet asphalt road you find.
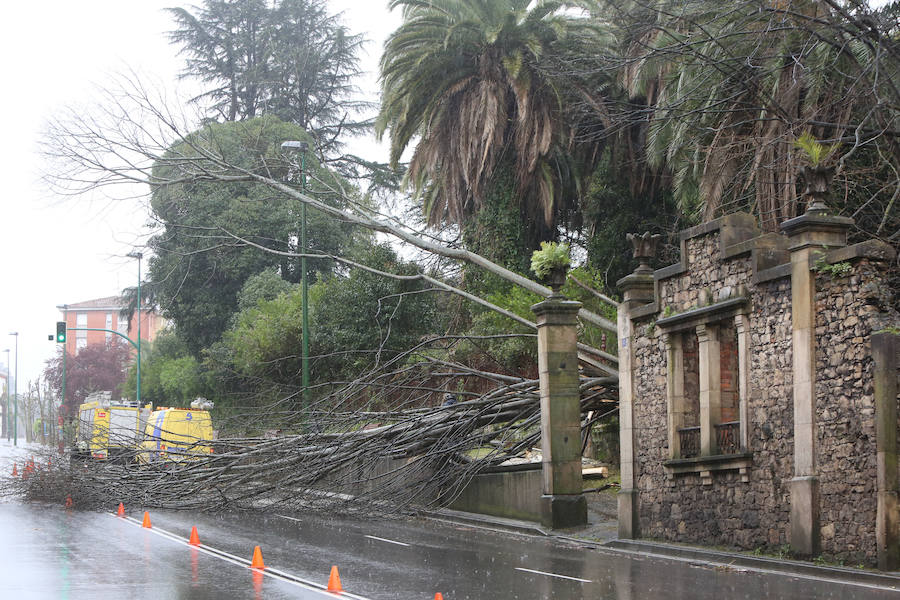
[1,501,898,599]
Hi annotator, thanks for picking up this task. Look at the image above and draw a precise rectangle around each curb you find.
[425,508,549,537]
[603,539,900,590]
[426,508,900,590]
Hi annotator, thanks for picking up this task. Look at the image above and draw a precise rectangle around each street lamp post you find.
[280,141,311,414]
[9,332,17,446]
[62,305,67,429]
[2,349,8,440]
[127,252,143,406]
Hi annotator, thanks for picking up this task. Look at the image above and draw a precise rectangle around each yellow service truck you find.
[137,403,215,465]
[74,392,150,461]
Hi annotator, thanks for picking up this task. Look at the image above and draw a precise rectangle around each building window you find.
[658,300,752,483]
[105,312,113,343]
[75,313,88,347]
[117,315,129,336]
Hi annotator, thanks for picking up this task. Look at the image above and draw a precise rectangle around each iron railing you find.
[715,421,741,455]
[678,426,700,458]
[678,422,741,458]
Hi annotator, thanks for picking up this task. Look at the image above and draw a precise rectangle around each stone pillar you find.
[664,332,685,459]
[616,232,659,538]
[532,297,587,529]
[696,323,722,456]
[873,332,899,571]
[734,314,751,450]
[781,168,853,557]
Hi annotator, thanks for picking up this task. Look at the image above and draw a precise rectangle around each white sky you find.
[0,1,400,386]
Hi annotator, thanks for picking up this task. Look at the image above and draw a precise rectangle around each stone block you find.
[791,476,821,557]
[540,493,587,529]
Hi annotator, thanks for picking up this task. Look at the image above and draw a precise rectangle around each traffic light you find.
[56,321,67,343]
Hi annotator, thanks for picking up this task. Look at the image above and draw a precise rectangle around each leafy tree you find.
[123,330,207,407]
[309,243,441,385]
[377,0,608,249]
[236,268,298,312]
[581,153,680,290]
[225,288,305,382]
[147,115,360,354]
[167,0,367,154]
[44,342,132,417]
[212,243,441,397]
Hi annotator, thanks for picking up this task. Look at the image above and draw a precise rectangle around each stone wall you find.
[814,261,885,563]
[632,231,795,550]
[622,213,897,565]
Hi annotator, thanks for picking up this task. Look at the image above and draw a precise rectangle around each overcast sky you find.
[0,1,399,385]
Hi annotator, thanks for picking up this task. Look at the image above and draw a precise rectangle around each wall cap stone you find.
[819,240,896,265]
[656,297,749,332]
[663,452,753,480]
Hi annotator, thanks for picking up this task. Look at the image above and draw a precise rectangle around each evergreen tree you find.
[167,0,366,155]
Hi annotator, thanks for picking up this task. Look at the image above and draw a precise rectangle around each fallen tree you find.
[4,345,617,514]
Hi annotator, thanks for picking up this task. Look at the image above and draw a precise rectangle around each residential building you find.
[56,296,166,355]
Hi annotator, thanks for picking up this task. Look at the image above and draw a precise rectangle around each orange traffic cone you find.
[65,495,73,508]
[250,545,265,569]
[11,463,17,476]
[189,526,200,546]
[435,594,444,600]
[117,503,125,517]
[142,511,152,528]
[327,566,343,593]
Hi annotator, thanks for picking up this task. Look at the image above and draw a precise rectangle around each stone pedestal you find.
[781,200,852,558]
[615,270,655,539]
[873,332,900,570]
[532,297,587,529]
[790,476,821,557]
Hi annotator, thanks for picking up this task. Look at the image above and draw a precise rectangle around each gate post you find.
[532,296,587,528]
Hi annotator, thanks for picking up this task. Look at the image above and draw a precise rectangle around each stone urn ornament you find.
[626,231,661,276]
[794,131,840,213]
[530,241,571,295]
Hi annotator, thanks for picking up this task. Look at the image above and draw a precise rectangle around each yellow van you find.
[138,407,214,464]
[74,397,150,461]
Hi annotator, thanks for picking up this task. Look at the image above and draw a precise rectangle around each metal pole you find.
[127,253,143,406]
[3,349,9,440]
[11,332,18,446]
[62,305,67,426]
[280,140,311,420]
[136,254,142,406]
[300,149,310,411]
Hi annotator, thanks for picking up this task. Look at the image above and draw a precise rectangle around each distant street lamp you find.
[2,348,8,440]
[126,252,143,406]
[280,141,311,414]
[9,332,17,446]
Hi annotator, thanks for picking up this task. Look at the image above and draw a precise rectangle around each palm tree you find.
[616,0,900,233]
[377,0,606,248]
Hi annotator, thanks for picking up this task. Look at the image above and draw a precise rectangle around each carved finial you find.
[627,232,661,275]
[798,165,834,214]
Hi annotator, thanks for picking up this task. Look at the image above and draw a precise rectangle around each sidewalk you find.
[429,489,900,591]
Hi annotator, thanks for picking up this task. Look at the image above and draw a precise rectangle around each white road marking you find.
[364,535,411,547]
[111,513,372,599]
[275,513,302,522]
[515,567,592,583]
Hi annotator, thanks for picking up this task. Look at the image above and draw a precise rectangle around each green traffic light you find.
[55,321,66,343]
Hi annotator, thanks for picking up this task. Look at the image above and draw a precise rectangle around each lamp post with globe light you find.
[280,140,311,414]
[9,332,17,445]
[126,252,143,406]
[2,348,8,440]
